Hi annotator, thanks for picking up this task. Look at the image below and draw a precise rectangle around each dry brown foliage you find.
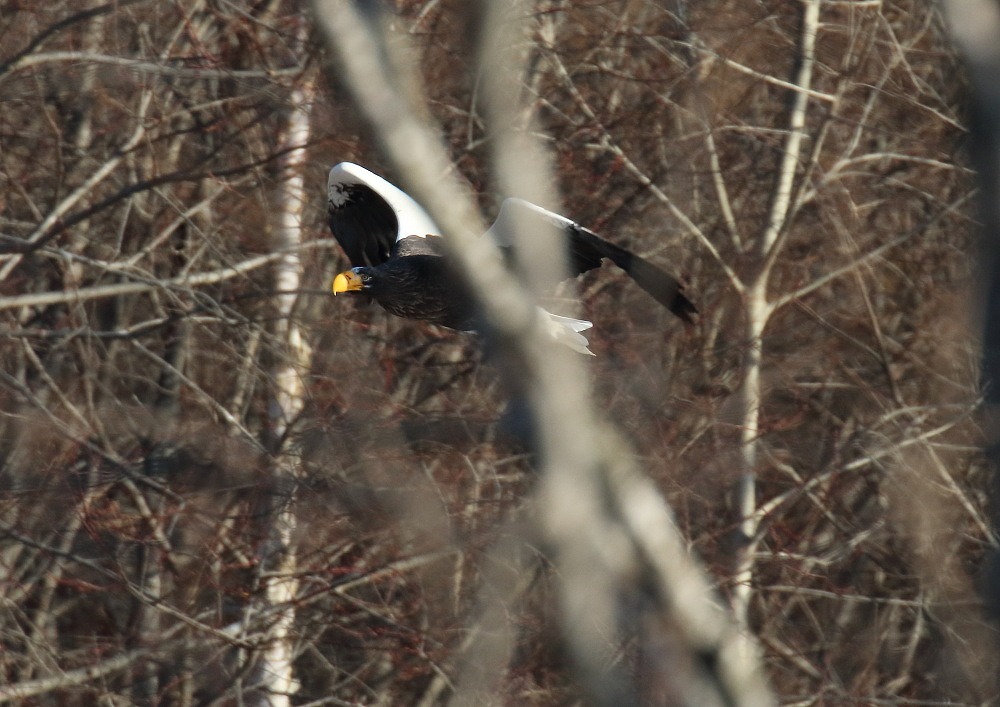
[0,0,994,704]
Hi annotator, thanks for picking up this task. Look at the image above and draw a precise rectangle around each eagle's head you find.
[332,267,376,295]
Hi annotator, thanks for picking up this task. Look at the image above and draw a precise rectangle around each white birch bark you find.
[248,47,316,707]
[731,0,821,629]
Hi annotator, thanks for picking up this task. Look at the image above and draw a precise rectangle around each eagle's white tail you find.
[543,311,594,355]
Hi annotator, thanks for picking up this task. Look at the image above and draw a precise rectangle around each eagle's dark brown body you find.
[366,237,474,329]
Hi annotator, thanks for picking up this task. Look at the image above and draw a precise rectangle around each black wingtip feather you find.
[621,255,698,324]
[327,182,399,268]
[672,289,699,325]
[570,224,697,324]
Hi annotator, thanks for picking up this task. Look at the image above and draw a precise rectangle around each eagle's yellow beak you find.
[332,270,364,295]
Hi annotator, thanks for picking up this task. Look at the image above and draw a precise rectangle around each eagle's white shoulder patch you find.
[328,183,350,209]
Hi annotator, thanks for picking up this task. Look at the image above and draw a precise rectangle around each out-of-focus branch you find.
[309,1,773,704]
[939,0,1000,626]
[475,4,772,705]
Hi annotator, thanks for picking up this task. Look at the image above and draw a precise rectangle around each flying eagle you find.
[327,162,696,353]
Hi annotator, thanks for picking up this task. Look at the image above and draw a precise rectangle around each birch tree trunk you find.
[731,0,821,628]
[247,24,316,706]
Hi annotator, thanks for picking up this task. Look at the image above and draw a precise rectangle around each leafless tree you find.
[0,0,995,704]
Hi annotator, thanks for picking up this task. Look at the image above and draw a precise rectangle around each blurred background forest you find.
[0,0,996,704]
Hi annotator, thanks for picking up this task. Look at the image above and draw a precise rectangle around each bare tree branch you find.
[309,1,774,704]
[0,240,338,313]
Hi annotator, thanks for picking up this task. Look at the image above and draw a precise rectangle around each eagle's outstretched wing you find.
[485,197,697,323]
[327,162,439,268]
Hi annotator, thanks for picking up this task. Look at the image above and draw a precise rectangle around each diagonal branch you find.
[310,2,774,705]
